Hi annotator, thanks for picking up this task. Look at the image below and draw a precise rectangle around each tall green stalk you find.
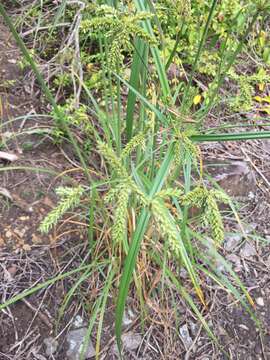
[180,0,218,110]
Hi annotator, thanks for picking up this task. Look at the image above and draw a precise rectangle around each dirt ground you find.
[0,16,270,360]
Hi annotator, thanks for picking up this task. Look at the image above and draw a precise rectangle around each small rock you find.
[122,332,142,351]
[122,307,136,327]
[179,324,193,349]
[224,233,242,251]
[239,324,249,331]
[113,332,142,353]
[22,244,31,251]
[7,265,17,277]
[5,230,12,238]
[44,337,58,356]
[189,322,197,336]
[205,159,255,198]
[19,216,29,221]
[240,242,257,258]
[227,254,241,266]
[73,315,86,329]
[256,297,264,307]
[66,328,95,360]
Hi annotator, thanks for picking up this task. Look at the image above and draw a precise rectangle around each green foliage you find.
[151,198,182,256]
[155,0,268,84]
[230,69,270,111]
[111,183,131,246]
[39,186,84,233]
[51,98,92,136]
[81,4,157,70]
[174,130,200,167]
[182,187,230,244]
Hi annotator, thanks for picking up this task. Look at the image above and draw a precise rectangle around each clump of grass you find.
[1,0,270,358]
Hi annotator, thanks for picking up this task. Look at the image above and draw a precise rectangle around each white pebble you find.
[256,297,264,307]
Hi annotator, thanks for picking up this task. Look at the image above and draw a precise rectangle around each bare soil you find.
[0,16,270,360]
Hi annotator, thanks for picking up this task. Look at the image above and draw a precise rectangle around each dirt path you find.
[1,16,270,360]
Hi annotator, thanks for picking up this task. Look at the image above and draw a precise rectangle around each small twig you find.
[66,0,85,107]
[241,147,270,190]
[184,323,203,360]
[259,331,267,360]
[21,23,70,37]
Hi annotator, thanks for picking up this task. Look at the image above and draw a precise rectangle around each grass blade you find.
[0,264,94,311]
[134,0,171,99]
[115,143,175,354]
[126,38,146,140]
[191,131,270,142]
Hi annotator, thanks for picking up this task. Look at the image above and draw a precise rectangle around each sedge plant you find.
[1,1,270,359]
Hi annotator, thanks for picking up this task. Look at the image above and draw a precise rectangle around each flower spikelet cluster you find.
[121,132,146,159]
[151,198,181,257]
[112,183,131,244]
[174,130,200,168]
[39,186,84,233]
[81,5,157,69]
[182,187,230,244]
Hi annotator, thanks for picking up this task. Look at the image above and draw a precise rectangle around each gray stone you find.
[113,332,142,353]
[256,297,264,307]
[240,242,257,258]
[179,324,193,349]
[122,307,136,327]
[73,315,86,329]
[227,254,241,266]
[122,332,142,351]
[205,159,255,198]
[189,322,197,336]
[66,328,95,360]
[43,337,58,357]
[224,233,242,251]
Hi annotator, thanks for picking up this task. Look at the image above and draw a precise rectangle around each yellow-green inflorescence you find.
[98,138,148,246]
[182,186,230,244]
[173,129,200,167]
[39,186,84,233]
[81,5,157,70]
[151,198,182,257]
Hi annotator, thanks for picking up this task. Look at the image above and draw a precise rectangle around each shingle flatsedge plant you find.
[1,1,270,359]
